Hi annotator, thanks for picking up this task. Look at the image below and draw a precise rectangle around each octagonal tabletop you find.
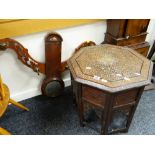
[68,44,153,93]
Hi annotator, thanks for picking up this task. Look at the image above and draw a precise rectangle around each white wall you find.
[146,19,155,46]
[0,21,106,101]
[146,19,155,59]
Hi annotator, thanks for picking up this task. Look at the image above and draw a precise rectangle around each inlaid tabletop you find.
[68,44,153,92]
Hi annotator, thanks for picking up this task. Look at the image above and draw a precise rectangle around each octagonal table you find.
[68,44,153,134]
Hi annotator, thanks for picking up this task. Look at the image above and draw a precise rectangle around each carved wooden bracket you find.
[0,37,68,75]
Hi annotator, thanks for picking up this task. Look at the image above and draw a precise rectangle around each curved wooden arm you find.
[0,38,45,74]
[0,38,67,75]
[75,41,96,53]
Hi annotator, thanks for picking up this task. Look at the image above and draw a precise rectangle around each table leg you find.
[77,84,84,127]
[126,87,144,129]
[101,94,116,135]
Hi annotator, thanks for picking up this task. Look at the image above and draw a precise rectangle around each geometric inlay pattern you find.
[68,44,152,92]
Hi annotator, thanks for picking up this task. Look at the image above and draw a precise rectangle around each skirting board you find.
[11,74,71,102]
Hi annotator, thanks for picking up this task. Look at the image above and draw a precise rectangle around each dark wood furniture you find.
[68,44,152,134]
[103,19,150,57]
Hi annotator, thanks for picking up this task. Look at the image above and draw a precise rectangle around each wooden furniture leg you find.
[0,127,11,135]
[0,75,5,99]
[9,98,29,111]
[0,75,29,135]
[77,84,84,127]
